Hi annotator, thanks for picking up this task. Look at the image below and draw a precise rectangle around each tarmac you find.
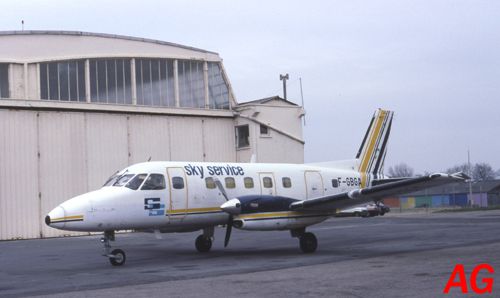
[1,210,499,297]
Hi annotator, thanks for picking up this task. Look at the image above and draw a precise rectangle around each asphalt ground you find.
[1,210,499,298]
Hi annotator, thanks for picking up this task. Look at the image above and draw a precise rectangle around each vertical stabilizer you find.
[357,109,394,187]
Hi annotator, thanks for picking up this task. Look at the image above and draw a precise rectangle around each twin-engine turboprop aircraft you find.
[45,109,467,266]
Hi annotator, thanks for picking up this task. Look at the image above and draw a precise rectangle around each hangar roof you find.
[0,30,221,63]
[237,96,298,107]
[406,179,500,196]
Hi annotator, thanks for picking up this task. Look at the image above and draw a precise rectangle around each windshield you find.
[113,174,135,187]
[103,171,119,187]
[126,173,148,190]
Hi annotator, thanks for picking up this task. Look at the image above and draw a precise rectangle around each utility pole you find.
[468,149,473,207]
[280,73,289,100]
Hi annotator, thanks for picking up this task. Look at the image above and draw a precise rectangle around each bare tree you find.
[446,162,496,181]
[473,162,495,181]
[387,163,414,178]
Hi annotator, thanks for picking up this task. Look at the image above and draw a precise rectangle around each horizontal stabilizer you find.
[290,172,468,212]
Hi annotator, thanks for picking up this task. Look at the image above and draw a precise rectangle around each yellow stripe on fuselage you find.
[167,207,222,215]
[51,215,84,222]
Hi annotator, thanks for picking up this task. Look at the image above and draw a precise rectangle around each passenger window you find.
[113,174,135,187]
[125,173,147,190]
[282,177,292,188]
[172,177,184,189]
[244,177,254,188]
[332,179,339,188]
[205,177,216,189]
[225,177,236,189]
[141,174,166,190]
[263,177,273,188]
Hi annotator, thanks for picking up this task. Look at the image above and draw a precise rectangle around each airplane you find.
[45,109,467,266]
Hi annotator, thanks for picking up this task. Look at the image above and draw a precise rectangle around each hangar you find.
[0,31,305,240]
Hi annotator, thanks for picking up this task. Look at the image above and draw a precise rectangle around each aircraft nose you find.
[45,206,66,228]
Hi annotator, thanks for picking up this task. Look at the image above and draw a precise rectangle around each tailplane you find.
[357,109,394,186]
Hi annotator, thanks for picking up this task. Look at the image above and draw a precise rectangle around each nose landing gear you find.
[101,230,126,266]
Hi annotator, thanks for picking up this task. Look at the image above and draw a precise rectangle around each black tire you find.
[354,212,360,217]
[361,211,369,217]
[195,235,212,253]
[109,249,126,266]
[299,232,318,253]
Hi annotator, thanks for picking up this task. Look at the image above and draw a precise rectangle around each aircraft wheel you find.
[299,232,317,253]
[109,249,126,266]
[195,235,212,253]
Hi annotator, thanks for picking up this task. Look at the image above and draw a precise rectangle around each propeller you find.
[214,179,240,247]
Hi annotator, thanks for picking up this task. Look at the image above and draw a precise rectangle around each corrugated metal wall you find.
[0,110,40,239]
[0,110,235,240]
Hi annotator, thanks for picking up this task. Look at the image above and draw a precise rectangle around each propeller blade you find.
[224,216,233,247]
[214,178,229,201]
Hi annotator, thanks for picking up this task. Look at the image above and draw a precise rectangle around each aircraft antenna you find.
[299,77,306,126]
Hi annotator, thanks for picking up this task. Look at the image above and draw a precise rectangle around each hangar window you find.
[207,62,230,109]
[178,60,205,108]
[172,177,185,189]
[244,177,254,188]
[260,125,269,136]
[236,125,250,148]
[205,177,216,189]
[263,177,273,188]
[90,59,132,104]
[331,179,339,188]
[40,60,86,101]
[126,173,147,190]
[141,174,166,190]
[135,58,175,107]
[282,177,292,188]
[0,63,9,98]
[225,177,236,189]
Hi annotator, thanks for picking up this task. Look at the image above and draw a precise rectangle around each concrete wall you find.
[0,109,235,240]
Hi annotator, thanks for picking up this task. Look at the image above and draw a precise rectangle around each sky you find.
[1,0,499,174]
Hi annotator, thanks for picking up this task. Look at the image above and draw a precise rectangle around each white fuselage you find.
[47,161,365,233]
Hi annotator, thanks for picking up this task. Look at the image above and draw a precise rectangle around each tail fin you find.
[357,109,394,187]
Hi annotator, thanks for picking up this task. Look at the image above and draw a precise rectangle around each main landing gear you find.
[195,227,214,253]
[101,230,126,266]
[291,228,318,253]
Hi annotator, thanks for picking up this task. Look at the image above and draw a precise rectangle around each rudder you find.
[357,109,394,187]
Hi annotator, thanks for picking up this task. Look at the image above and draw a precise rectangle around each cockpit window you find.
[113,174,135,187]
[103,172,119,186]
[141,174,166,190]
[125,173,147,190]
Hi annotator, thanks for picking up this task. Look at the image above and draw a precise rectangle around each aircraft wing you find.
[290,172,469,212]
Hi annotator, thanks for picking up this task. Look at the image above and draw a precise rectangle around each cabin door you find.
[167,167,188,221]
[259,173,276,196]
[305,171,324,199]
